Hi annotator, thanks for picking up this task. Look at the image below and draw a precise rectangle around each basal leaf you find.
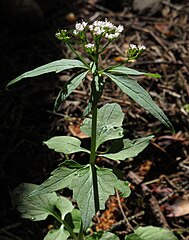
[44,226,70,240]
[125,226,178,240]
[69,165,130,229]
[6,59,88,88]
[30,160,82,195]
[81,103,124,149]
[44,136,90,154]
[107,66,161,78]
[104,73,173,130]
[54,70,88,111]
[100,136,154,161]
[12,183,58,221]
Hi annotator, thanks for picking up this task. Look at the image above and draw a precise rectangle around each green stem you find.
[52,213,79,240]
[67,42,89,67]
[89,103,99,212]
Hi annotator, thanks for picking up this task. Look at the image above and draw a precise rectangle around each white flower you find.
[89,19,124,39]
[138,45,146,50]
[74,21,88,35]
[130,44,137,50]
[85,43,95,49]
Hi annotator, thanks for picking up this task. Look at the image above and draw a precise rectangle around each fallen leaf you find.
[69,124,89,139]
[154,23,175,37]
[166,195,189,217]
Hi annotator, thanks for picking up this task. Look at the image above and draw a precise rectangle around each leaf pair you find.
[30,161,131,230]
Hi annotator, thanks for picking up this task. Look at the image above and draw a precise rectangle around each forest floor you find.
[0,0,189,239]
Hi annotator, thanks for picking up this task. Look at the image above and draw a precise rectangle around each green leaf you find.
[30,160,82,195]
[81,103,124,149]
[55,196,74,219]
[67,209,82,233]
[6,59,88,88]
[85,231,119,240]
[145,73,161,78]
[100,136,154,161]
[70,165,129,229]
[12,183,58,221]
[125,226,178,240]
[107,66,161,78]
[44,226,70,240]
[44,136,90,154]
[107,66,145,76]
[115,180,131,198]
[104,73,173,130]
[100,232,119,240]
[54,70,88,111]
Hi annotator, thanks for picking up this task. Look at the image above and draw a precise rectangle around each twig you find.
[115,190,134,231]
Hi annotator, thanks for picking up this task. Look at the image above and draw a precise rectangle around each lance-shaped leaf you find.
[54,70,88,111]
[6,59,88,88]
[125,226,178,240]
[81,103,124,149]
[44,136,90,154]
[30,160,82,195]
[44,226,70,240]
[12,183,58,221]
[100,136,154,161]
[70,165,130,229]
[107,66,161,78]
[104,73,173,130]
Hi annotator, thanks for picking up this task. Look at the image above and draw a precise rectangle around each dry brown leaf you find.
[68,124,89,139]
[166,195,189,217]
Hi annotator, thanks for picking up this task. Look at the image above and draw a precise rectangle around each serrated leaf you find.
[12,183,58,221]
[44,136,90,154]
[70,165,128,229]
[55,196,74,219]
[104,73,173,131]
[44,226,70,240]
[6,59,88,88]
[81,103,124,149]
[54,70,88,111]
[100,136,154,161]
[125,226,178,240]
[30,160,82,195]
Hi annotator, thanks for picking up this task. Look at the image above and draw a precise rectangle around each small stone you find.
[133,0,162,16]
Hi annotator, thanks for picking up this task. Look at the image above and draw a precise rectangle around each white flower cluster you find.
[130,44,146,51]
[73,21,88,35]
[89,19,123,39]
[85,43,95,49]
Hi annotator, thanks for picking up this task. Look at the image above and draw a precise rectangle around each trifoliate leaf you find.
[81,103,124,149]
[100,136,154,161]
[104,73,173,131]
[7,59,88,88]
[44,136,90,154]
[125,226,178,240]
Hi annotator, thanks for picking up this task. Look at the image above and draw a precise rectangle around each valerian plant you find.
[8,19,178,240]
